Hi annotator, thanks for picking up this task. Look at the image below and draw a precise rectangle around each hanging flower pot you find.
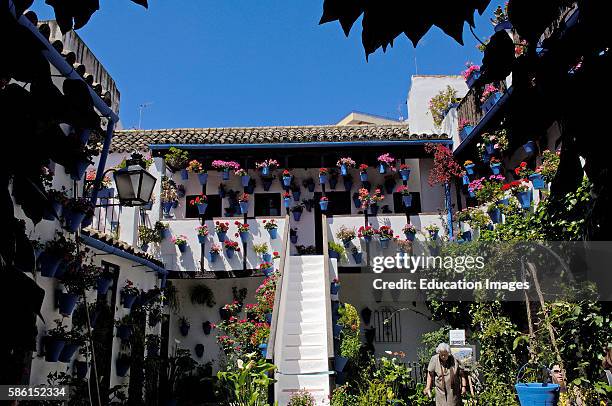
[485,143,496,155]
[196,203,208,215]
[459,125,474,140]
[490,163,502,175]
[283,197,291,208]
[58,342,80,363]
[268,228,278,239]
[70,160,90,181]
[402,194,412,207]
[330,281,340,295]
[465,163,476,175]
[516,190,532,209]
[43,200,64,221]
[226,249,235,259]
[116,325,132,341]
[352,251,363,264]
[262,179,273,191]
[198,235,207,245]
[333,324,342,338]
[399,168,411,181]
[481,91,502,114]
[428,230,439,240]
[465,69,481,88]
[121,292,138,309]
[340,164,348,176]
[241,175,251,187]
[468,190,476,198]
[379,238,390,249]
[176,242,187,253]
[319,199,329,211]
[44,337,65,362]
[218,187,226,198]
[488,208,502,224]
[63,207,87,233]
[363,235,372,244]
[515,383,559,406]
[343,179,353,191]
[219,307,231,320]
[329,250,339,260]
[239,201,249,214]
[523,141,536,155]
[180,168,189,180]
[172,200,179,209]
[292,211,302,221]
[194,172,207,185]
[293,191,301,201]
[359,172,368,182]
[54,261,68,279]
[498,198,509,206]
[217,231,227,242]
[258,343,267,358]
[210,251,219,263]
[96,276,113,295]
[194,343,204,358]
[370,204,379,215]
[58,292,79,316]
[74,360,88,379]
[290,234,298,244]
[378,163,386,174]
[262,252,272,262]
[352,196,361,209]
[162,202,173,217]
[334,355,348,372]
[115,356,131,377]
[202,321,212,335]
[39,252,62,277]
[261,166,270,176]
[222,168,230,180]
[319,174,328,185]
[282,173,292,187]
[404,231,416,241]
[462,175,470,185]
[529,173,545,189]
[179,323,190,337]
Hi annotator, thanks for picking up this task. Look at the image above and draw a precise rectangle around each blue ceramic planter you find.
[258,343,267,358]
[268,228,278,239]
[283,176,292,187]
[379,238,390,249]
[402,194,412,207]
[122,292,137,309]
[329,250,339,260]
[353,197,361,208]
[405,231,416,241]
[515,383,559,406]
[529,173,545,189]
[292,211,302,221]
[352,252,363,264]
[290,235,298,244]
[343,180,352,191]
[340,164,348,176]
[335,355,348,372]
[319,200,329,211]
[495,20,513,32]
[198,173,208,185]
[226,249,235,259]
[489,208,502,224]
[360,172,368,182]
[58,343,79,363]
[261,166,270,176]
[486,144,496,155]
[465,164,475,175]
[481,92,502,114]
[198,235,207,244]
[319,174,328,185]
[196,203,208,215]
[429,230,439,240]
[293,191,301,201]
[462,174,470,185]
[217,231,227,242]
[44,338,65,362]
[241,175,251,187]
[64,209,87,233]
[265,313,272,323]
[330,283,340,295]
[177,242,187,253]
[465,70,481,88]
[459,125,474,141]
[239,201,249,214]
[400,169,411,181]
[491,163,501,175]
[161,228,171,239]
[240,232,249,241]
[98,187,115,199]
[469,190,476,198]
[263,267,274,277]
[97,276,113,295]
[162,202,173,217]
[498,198,509,206]
[262,253,272,262]
[284,197,291,208]
[180,169,189,180]
[39,253,62,277]
[370,204,379,215]
[222,169,230,180]
[363,235,372,244]
[517,190,532,209]
[262,180,272,191]
[58,292,79,316]
[523,141,536,155]
[210,252,219,263]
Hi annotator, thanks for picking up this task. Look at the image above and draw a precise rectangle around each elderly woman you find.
[423,343,466,406]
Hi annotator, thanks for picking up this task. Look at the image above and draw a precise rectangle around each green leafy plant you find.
[428,86,460,127]
[217,353,276,406]
[189,284,216,307]
[328,242,347,261]
[287,389,316,406]
[165,147,189,170]
[139,225,162,244]
[338,303,360,361]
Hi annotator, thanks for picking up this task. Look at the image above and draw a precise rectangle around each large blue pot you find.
[261,166,270,176]
[529,173,545,189]
[44,338,65,362]
[370,204,379,215]
[405,231,416,241]
[58,292,79,316]
[196,203,208,215]
[292,211,302,221]
[226,249,235,259]
[488,208,502,224]
[262,253,272,262]
[97,276,113,295]
[268,228,278,239]
[459,125,474,141]
[64,208,87,233]
[491,163,502,175]
[58,343,79,363]
[360,172,368,182]
[379,238,390,249]
[239,201,249,214]
[330,283,340,295]
[180,169,189,180]
[70,160,90,181]
[352,252,363,264]
[515,383,559,406]
[210,252,219,263]
[198,173,208,185]
[122,292,138,309]
[239,231,249,242]
[517,190,532,209]
[465,70,481,88]
[241,175,251,187]
[319,200,329,211]
[293,191,301,201]
[39,253,62,277]
[334,355,349,372]
[402,195,412,207]
[283,176,292,187]
[465,164,475,175]
[217,231,227,242]
[319,174,328,185]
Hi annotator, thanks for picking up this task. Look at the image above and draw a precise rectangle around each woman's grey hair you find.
[436,343,451,354]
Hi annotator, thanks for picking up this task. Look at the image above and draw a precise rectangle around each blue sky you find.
[32,1,503,129]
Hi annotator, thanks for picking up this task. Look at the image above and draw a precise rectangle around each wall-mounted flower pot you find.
[329,250,339,260]
[162,202,173,218]
[179,323,190,337]
[116,325,132,341]
[39,252,62,277]
[340,164,348,176]
[319,174,328,185]
[400,169,411,181]
[523,141,536,155]
[43,200,64,221]
[515,383,559,406]
[226,249,236,259]
[58,342,79,363]
[343,180,353,191]
[268,228,278,239]
[361,307,372,324]
[177,242,187,253]
[517,190,532,209]
[262,179,273,191]
[261,166,270,176]
[335,371,347,385]
[378,163,386,174]
[44,337,65,362]
[74,360,88,379]
[195,344,204,358]
[495,20,513,32]
[529,173,545,189]
[98,187,115,199]
[468,190,476,198]
[306,183,315,192]
[258,343,267,358]
[384,182,395,195]
[330,282,340,295]
[329,177,338,189]
[54,261,69,279]
[465,70,481,88]
[369,204,379,215]
[359,172,368,182]
[429,230,439,240]
[465,164,476,175]
[292,191,301,201]
[333,324,342,338]
[352,252,363,264]
[488,208,502,224]
[283,197,291,208]
[179,169,189,180]
[292,211,302,221]
[352,197,361,209]
[481,92,502,114]
[265,313,272,324]
[318,200,329,211]
[197,235,207,245]
[485,144,496,155]
[490,163,502,175]
[379,238,390,249]
[196,203,208,215]
[404,231,415,241]
[334,355,348,372]
[63,208,87,233]
[217,231,227,242]
[240,175,251,187]
[202,321,212,335]
[263,267,274,277]
[96,276,113,296]
[70,160,90,181]
[210,252,219,263]
[222,169,230,180]
[116,358,130,377]
[239,232,249,242]
[459,125,474,141]
[262,253,272,262]
[219,307,231,321]
[239,201,249,214]
[58,292,79,316]
[122,292,138,309]
[282,176,292,188]
[402,195,412,207]
[363,235,372,244]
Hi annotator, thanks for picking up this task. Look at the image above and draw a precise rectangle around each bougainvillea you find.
[424,143,463,186]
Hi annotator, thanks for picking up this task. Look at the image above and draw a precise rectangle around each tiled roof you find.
[81,228,164,267]
[111,125,449,152]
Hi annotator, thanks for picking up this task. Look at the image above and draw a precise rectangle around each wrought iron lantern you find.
[112,153,156,206]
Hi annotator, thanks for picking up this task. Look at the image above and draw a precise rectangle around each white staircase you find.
[274,255,331,405]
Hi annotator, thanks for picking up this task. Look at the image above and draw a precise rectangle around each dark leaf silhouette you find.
[481,30,515,82]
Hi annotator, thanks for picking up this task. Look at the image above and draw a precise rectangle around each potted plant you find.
[212,160,240,180]
[194,343,205,358]
[523,140,537,156]
[281,169,292,187]
[187,159,208,184]
[44,320,68,362]
[146,334,161,358]
[237,192,249,214]
[480,84,502,114]
[290,227,298,244]
[396,163,410,181]
[358,164,369,182]
[328,168,339,189]
[351,247,363,264]
[260,175,274,191]
[319,196,329,211]
[256,159,278,176]
[160,177,179,218]
[377,153,395,174]
[402,223,417,241]
[283,191,291,208]
[138,225,160,251]
[284,203,301,222]
[328,242,345,261]
[330,278,340,295]
[488,203,502,224]
[491,3,511,31]
[336,225,356,247]
[489,157,502,175]
[215,221,229,242]
[357,225,376,243]
[342,173,353,191]
[464,160,476,175]
[188,194,208,215]
[43,188,67,221]
[319,168,329,185]
[234,221,250,241]
[302,177,315,192]
[178,316,190,337]
[172,235,188,253]
[253,243,271,262]
[39,232,75,278]
[209,244,221,263]
[115,315,133,341]
[369,188,384,215]
[96,266,114,295]
[155,221,170,240]
[458,119,474,141]
[396,185,412,207]
[425,224,440,240]
[511,180,532,209]
[234,168,250,187]
[337,157,356,176]
[196,225,209,245]
[59,263,100,316]
[115,351,131,377]
[428,85,460,127]
[224,240,240,259]
[202,321,215,335]
[462,62,481,88]
[189,283,216,307]
[263,219,279,239]
[165,147,190,179]
[63,197,94,233]
[259,261,275,276]
[377,225,394,249]
[120,280,140,309]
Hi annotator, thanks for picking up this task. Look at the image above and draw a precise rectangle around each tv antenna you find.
[137,102,153,129]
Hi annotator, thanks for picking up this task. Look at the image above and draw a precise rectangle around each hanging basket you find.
[58,292,79,316]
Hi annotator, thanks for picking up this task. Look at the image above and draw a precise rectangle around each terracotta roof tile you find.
[81,228,164,267]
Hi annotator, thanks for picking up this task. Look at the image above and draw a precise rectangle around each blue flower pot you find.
[179,324,190,337]
[402,194,412,207]
[70,160,90,181]
[400,169,411,181]
[259,343,267,358]
[262,180,272,191]
[239,201,249,214]
[481,92,502,114]
[343,180,352,191]
[293,191,301,201]
[379,238,390,249]
[330,283,340,295]
[498,198,509,206]
[517,190,532,209]
[117,325,132,341]
[241,175,251,187]
[140,243,149,252]
[488,208,502,224]
[210,252,219,263]
[98,187,115,199]
[58,292,79,316]
[177,242,187,253]
[333,324,342,338]
[363,235,372,244]
[197,235,207,244]
[329,250,339,260]
[370,204,379,215]
[465,70,481,88]
[319,174,328,185]
[292,211,302,221]
[405,231,415,241]
[459,125,474,141]
[58,343,79,363]
[353,197,361,208]
[515,383,559,406]
[334,355,349,372]
[468,190,476,198]
[161,228,171,239]
[319,200,329,211]
[122,292,137,309]
[307,183,315,192]
[54,261,68,279]
[172,200,179,208]
[283,176,292,187]
[352,252,363,264]
[226,249,235,259]
[64,208,87,233]
[378,163,386,174]
[222,169,230,180]
[529,173,545,189]
[265,313,272,323]
[262,166,270,176]
[44,338,65,362]
[465,164,475,175]
[429,230,439,240]
[329,177,338,189]
[97,276,113,295]
[491,163,501,175]
[284,197,291,208]
[196,202,208,215]
[217,231,227,242]
[198,173,208,185]
[180,169,189,180]
[486,144,496,155]
[495,20,513,32]
[462,231,472,241]
[385,183,395,195]
[462,174,470,185]
[268,228,278,239]
[162,202,173,217]
[340,164,348,176]
[263,267,274,277]
[116,359,130,377]
[360,172,368,182]
[262,253,272,262]
[290,235,298,244]
[39,253,62,277]
[239,231,249,241]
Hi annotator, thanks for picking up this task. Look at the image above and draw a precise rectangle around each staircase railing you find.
[321,214,334,360]
[266,214,291,361]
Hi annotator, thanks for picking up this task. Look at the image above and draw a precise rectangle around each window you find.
[373,308,401,343]
[255,193,281,217]
[185,195,222,219]
[393,192,421,215]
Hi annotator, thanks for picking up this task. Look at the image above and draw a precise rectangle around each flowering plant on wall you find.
[196,225,209,236]
[461,62,480,80]
[255,159,279,170]
[402,223,417,234]
[262,219,278,230]
[224,240,240,252]
[172,235,188,246]
[424,143,463,186]
[480,84,499,103]
[209,244,221,254]
[377,225,395,240]
[357,225,377,238]
[212,160,240,171]
[335,225,356,244]
[85,169,112,188]
[234,168,247,177]
[371,188,384,203]
[189,194,208,206]
[428,85,460,127]
[187,160,205,173]
[234,221,250,233]
[537,150,560,182]
[238,193,249,202]
[396,185,411,195]
[396,239,412,252]
[502,179,530,193]
[319,168,329,175]
[514,161,535,178]
[120,279,140,297]
[215,221,230,233]
[358,164,368,173]
[458,118,473,133]
[377,153,395,166]
[336,157,356,168]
